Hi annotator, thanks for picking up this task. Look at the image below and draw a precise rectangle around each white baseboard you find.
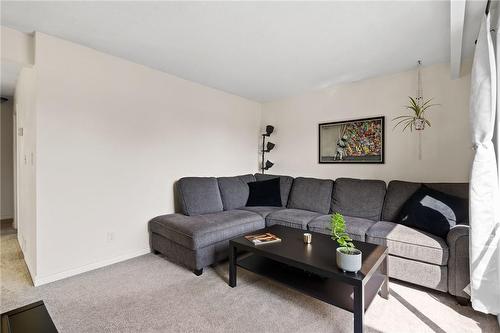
[33,248,151,286]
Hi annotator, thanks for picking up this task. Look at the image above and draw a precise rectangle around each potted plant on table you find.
[331,212,362,273]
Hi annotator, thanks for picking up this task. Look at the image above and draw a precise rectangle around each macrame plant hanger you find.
[416,60,423,160]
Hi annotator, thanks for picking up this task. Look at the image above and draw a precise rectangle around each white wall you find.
[1,99,14,219]
[33,33,261,284]
[10,30,473,285]
[1,26,35,96]
[261,62,473,183]
[1,26,34,65]
[14,67,37,278]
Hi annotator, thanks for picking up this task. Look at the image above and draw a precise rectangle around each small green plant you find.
[331,212,356,254]
[392,96,439,131]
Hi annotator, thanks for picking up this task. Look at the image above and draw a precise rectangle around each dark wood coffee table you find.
[228,225,388,333]
[1,301,58,333]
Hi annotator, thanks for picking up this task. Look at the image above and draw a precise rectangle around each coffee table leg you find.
[380,255,389,300]
[354,285,364,333]
[229,244,237,287]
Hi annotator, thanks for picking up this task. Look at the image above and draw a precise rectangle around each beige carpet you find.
[0,225,39,311]
[1,231,498,332]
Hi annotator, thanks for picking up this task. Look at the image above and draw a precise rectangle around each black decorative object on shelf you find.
[265,125,274,136]
[265,142,275,152]
[261,125,275,173]
[263,160,274,170]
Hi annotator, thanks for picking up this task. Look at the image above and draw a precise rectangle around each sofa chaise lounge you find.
[148,174,470,302]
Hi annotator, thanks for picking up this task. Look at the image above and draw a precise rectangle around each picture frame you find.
[318,116,385,164]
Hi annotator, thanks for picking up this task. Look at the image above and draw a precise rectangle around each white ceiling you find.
[0,1,486,102]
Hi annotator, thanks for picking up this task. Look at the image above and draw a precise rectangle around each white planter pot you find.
[336,247,362,273]
[414,118,426,130]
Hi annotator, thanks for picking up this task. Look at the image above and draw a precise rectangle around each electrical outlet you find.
[106,232,114,242]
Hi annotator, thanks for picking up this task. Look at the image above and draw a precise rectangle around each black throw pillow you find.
[397,185,468,238]
[246,178,282,207]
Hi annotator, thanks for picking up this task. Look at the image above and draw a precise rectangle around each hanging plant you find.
[392,96,438,131]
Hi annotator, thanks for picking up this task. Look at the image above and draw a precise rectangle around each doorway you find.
[1,97,34,310]
[1,97,15,229]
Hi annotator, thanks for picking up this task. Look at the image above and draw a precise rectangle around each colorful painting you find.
[319,117,384,163]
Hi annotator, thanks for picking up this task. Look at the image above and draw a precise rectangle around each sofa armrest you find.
[447,225,470,299]
[447,224,469,245]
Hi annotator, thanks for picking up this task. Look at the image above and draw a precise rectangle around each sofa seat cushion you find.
[266,209,321,230]
[308,215,376,241]
[239,206,285,218]
[366,221,449,265]
[331,178,386,221]
[149,210,264,250]
[287,177,334,214]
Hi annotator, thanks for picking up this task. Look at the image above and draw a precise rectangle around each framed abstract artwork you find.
[318,116,384,163]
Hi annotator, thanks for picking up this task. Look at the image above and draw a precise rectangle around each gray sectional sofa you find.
[148,174,470,302]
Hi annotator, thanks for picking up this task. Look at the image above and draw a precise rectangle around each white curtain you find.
[469,10,500,315]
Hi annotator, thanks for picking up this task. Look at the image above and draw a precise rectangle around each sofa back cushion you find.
[218,174,256,210]
[381,180,469,222]
[287,177,333,214]
[177,177,224,216]
[255,173,294,206]
[396,185,468,238]
[331,178,387,221]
